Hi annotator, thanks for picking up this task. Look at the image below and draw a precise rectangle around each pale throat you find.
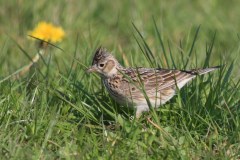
[104,67,118,77]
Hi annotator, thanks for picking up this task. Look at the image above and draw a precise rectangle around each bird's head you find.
[85,46,120,77]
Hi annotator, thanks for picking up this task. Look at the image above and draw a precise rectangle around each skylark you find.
[86,46,220,118]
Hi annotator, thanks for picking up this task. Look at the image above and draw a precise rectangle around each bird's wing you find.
[118,67,194,99]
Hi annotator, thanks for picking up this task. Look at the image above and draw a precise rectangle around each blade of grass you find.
[132,23,157,68]
[168,40,177,69]
[27,35,101,80]
[203,30,217,69]
[132,33,154,68]
[0,27,12,61]
[0,64,30,84]
[152,16,169,69]
[184,25,201,69]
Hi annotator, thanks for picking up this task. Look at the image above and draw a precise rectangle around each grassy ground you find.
[0,0,240,159]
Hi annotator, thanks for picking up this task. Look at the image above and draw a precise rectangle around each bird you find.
[85,46,220,118]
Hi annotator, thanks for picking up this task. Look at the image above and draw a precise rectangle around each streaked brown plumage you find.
[86,46,220,118]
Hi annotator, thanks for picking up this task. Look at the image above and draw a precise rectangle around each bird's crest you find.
[92,46,107,65]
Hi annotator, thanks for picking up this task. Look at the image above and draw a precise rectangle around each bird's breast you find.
[102,78,134,107]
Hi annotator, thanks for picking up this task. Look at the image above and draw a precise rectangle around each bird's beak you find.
[85,67,97,73]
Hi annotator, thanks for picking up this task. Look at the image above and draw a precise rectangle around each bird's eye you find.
[99,64,104,67]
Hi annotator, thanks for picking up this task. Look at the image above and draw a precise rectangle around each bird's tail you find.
[185,66,221,75]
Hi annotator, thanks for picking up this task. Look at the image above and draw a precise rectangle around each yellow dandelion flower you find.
[28,22,65,43]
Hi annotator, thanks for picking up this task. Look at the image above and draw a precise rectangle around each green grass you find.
[0,0,240,159]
